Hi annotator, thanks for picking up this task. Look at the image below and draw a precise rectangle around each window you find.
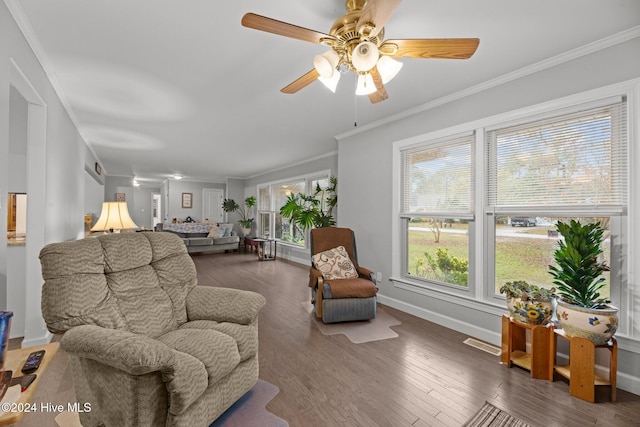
[257,171,331,247]
[487,99,627,298]
[395,91,629,320]
[400,134,474,288]
[493,215,612,298]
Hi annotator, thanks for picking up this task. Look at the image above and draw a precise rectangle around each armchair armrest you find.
[186,286,266,325]
[356,266,375,283]
[61,325,176,374]
[310,265,375,286]
[61,325,208,415]
[309,266,323,288]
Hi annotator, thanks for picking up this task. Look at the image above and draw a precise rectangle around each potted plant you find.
[548,220,618,345]
[499,280,555,326]
[222,196,256,236]
[279,176,337,237]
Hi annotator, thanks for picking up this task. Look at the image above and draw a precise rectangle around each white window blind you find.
[487,99,627,209]
[401,134,475,218]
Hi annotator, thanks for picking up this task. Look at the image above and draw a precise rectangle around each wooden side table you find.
[253,238,277,261]
[244,237,259,253]
[0,342,59,426]
[552,329,617,402]
[501,315,554,380]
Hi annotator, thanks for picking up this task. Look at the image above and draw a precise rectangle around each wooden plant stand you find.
[552,329,617,403]
[501,315,554,380]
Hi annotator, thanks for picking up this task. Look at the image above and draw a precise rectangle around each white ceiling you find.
[9,0,640,185]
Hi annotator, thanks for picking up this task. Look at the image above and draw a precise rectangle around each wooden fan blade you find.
[368,66,388,104]
[281,69,320,94]
[242,13,335,44]
[380,38,480,59]
[356,0,402,38]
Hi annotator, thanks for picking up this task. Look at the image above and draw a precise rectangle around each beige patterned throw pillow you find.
[207,225,223,238]
[312,246,358,280]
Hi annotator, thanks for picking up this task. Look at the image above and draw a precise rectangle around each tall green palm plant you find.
[280,176,337,233]
[548,220,610,308]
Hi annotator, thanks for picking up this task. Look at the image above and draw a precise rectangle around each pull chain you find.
[354,78,358,127]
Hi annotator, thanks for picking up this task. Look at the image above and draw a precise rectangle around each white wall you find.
[337,37,640,393]
[8,85,26,192]
[164,179,225,224]
[84,170,104,230]
[1,1,101,345]
[225,178,246,235]
[4,84,28,337]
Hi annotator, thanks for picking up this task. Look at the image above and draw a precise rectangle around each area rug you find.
[463,401,532,427]
[55,380,287,427]
[210,379,288,427]
[302,302,401,343]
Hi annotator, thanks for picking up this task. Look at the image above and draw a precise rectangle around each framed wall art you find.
[182,192,192,209]
[116,193,126,202]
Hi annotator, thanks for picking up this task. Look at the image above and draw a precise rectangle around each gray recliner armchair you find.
[39,232,265,427]
[309,227,378,323]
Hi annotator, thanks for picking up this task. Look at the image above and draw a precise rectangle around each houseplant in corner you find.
[222,196,256,236]
[548,219,618,345]
[499,280,555,326]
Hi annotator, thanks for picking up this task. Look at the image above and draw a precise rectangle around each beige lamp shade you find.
[318,71,341,93]
[90,202,138,232]
[377,55,403,84]
[313,49,339,78]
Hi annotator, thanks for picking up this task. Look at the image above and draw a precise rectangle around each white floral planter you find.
[506,297,554,326]
[556,298,618,345]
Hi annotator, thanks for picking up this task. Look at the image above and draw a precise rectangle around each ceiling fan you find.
[241,0,479,103]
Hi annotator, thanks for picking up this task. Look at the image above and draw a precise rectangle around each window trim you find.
[399,132,476,294]
[256,169,331,249]
[392,78,639,347]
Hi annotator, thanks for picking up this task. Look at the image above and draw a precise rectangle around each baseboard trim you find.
[376,293,501,347]
[21,331,52,348]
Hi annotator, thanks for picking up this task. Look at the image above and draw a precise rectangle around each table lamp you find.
[90,202,138,233]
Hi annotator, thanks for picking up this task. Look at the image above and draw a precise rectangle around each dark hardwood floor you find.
[192,252,640,427]
[15,251,640,426]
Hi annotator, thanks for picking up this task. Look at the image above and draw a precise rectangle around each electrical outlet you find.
[376,272,382,282]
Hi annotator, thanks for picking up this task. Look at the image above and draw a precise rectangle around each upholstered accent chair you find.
[40,232,265,427]
[309,227,378,323]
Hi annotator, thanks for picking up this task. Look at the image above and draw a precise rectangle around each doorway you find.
[203,188,224,223]
[152,193,162,229]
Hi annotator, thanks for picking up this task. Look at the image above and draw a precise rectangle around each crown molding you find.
[246,150,338,180]
[336,25,640,141]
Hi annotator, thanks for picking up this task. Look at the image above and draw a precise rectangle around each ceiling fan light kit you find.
[242,0,479,103]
